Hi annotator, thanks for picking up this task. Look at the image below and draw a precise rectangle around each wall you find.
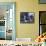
[16,0,35,40]
[0,0,46,40]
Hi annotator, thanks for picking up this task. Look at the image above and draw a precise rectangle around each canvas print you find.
[39,0,46,4]
[20,12,34,23]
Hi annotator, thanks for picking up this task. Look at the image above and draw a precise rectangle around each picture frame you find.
[20,12,34,23]
[39,0,46,4]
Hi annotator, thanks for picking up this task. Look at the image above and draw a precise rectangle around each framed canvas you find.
[39,0,46,4]
[20,12,34,23]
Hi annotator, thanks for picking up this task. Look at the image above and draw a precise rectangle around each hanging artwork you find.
[39,0,46,4]
[20,12,34,23]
